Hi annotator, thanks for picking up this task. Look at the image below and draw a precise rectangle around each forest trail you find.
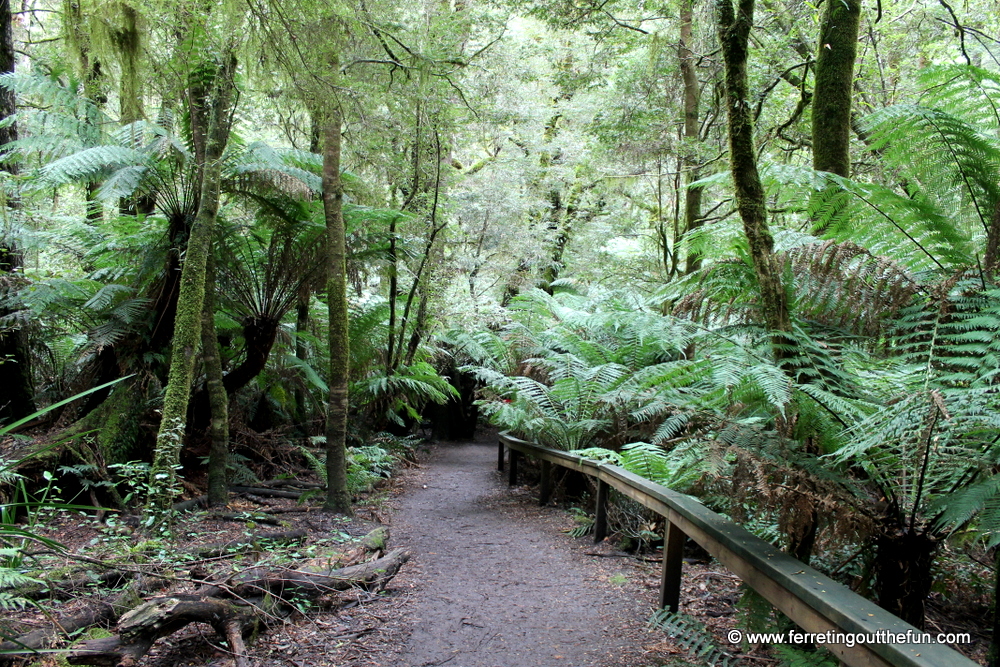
[386,434,657,667]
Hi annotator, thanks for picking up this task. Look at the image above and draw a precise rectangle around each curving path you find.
[387,436,656,667]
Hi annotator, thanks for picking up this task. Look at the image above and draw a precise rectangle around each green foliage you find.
[772,646,840,667]
[0,381,128,625]
[299,433,414,496]
[647,609,739,667]
[352,361,458,428]
[577,440,710,493]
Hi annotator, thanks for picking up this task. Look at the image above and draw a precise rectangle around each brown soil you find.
[379,436,665,667]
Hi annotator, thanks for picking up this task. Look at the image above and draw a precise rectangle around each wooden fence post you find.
[539,460,551,506]
[659,520,685,612]
[594,479,609,543]
[508,449,518,486]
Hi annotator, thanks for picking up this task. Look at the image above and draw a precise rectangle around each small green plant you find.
[773,645,840,667]
[565,506,594,538]
[608,572,628,586]
[648,609,739,667]
[106,461,181,534]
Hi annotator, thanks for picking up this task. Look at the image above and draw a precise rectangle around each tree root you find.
[65,548,409,666]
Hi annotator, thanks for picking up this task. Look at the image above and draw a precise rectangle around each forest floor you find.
[6,430,990,666]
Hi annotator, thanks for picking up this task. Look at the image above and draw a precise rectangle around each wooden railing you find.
[498,432,980,667]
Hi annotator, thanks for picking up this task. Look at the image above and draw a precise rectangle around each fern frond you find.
[861,104,1000,238]
[648,609,738,667]
[39,145,150,186]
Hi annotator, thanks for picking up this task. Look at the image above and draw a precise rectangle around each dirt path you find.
[385,437,659,667]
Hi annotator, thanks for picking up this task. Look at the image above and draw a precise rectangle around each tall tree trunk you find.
[985,199,1000,275]
[392,127,446,373]
[812,0,861,177]
[322,107,351,515]
[147,54,237,514]
[294,281,311,422]
[115,3,144,124]
[386,214,398,375]
[717,0,792,341]
[0,0,34,425]
[203,259,229,507]
[680,0,705,274]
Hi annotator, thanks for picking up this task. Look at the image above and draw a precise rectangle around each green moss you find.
[87,384,146,464]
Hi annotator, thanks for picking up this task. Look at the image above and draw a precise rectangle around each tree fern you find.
[917,64,1000,130]
[861,103,1000,241]
[38,145,150,187]
[768,164,974,272]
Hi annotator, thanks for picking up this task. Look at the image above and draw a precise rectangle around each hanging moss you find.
[111,3,144,123]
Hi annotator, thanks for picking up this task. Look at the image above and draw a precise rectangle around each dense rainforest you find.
[0,0,999,664]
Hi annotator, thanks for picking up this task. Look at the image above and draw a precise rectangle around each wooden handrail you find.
[498,432,979,667]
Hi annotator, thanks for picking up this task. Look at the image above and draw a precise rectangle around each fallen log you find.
[208,511,283,526]
[232,547,410,598]
[67,548,410,667]
[66,595,263,667]
[171,495,208,512]
[257,479,325,490]
[230,486,304,500]
[255,506,317,515]
[0,575,164,658]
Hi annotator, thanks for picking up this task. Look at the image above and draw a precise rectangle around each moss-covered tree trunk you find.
[322,107,351,514]
[540,182,595,292]
[294,281,312,424]
[812,0,860,178]
[202,259,229,506]
[717,0,791,339]
[0,0,35,425]
[680,0,705,275]
[114,3,145,124]
[147,54,237,513]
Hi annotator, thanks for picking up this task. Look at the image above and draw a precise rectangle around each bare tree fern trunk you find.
[985,198,1000,275]
[991,546,1000,667]
[294,281,311,423]
[873,524,937,629]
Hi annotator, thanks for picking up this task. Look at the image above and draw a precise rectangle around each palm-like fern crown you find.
[762,65,1000,275]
